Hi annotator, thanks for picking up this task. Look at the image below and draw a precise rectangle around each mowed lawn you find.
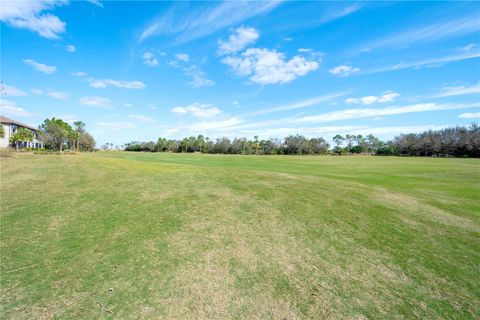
[1,152,479,319]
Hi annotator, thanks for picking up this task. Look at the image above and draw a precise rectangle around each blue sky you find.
[1,0,479,146]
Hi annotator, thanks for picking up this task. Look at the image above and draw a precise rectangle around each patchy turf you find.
[1,152,479,319]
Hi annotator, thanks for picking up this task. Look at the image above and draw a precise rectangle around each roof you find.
[0,116,38,131]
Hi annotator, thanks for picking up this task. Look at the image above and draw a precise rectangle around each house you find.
[0,116,44,149]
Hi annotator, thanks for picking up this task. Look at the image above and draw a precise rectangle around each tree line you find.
[123,124,479,157]
[38,118,96,151]
[6,118,96,152]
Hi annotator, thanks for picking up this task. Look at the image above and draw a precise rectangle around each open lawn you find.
[1,152,479,319]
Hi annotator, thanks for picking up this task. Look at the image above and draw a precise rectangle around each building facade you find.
[0,116,44,149]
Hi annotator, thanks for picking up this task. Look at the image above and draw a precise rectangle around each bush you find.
[350,145,363,154]
[376,146,395,156]
[0,148,15,158]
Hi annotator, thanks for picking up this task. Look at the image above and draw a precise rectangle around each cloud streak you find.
[139,1,282,44]
[23,59,56,74]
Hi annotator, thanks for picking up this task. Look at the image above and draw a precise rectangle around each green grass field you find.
[1,152,479,319]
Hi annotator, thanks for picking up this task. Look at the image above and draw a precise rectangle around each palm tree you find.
[73,121,85,151]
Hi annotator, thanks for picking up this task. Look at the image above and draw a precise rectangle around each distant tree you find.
[344,134,356,151]
[79,132,96,151]
[0,125,4,138]
[73,121,85,151]
[333,135,344,148]
[9,128,33,151]
[39,118,74,151]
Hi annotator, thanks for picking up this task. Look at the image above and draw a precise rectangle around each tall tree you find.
[73,121,85,151]
[39,118,74,151]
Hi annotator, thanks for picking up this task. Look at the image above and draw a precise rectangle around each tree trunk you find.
[15,141,19,152]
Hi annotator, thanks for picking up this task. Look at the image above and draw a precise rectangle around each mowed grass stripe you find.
[1,152,479,319]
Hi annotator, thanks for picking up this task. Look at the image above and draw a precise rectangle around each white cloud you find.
[124,103,133,108]
[2,84,28,97]
[0,100,33,117]
[175,53,190,62]
[142,51,159,66]
[222,48,320,85]
[47,91,68,100]
[0,0,66,39]
[86,0,103,8]
[183,65,215,88]
[71,71,87,77]
[345,92,400,105]
[437,83,480,97]
[23,59,56,74]
[298,48,313,53]
[79,96,111,107]
[31,89,43,95]
[329,65,359,77]
[66,44,76,52]
[459,112,480,119]
[128,114,157,123]
[218,26,259,55]
[90,79,146,89]
[139,1,281,44]
[172,102,222,118]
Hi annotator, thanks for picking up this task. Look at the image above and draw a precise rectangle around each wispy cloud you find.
[249,92,348,116]
[66,44,76,52]
[139,1,282,44]
[436,83,480,98]
[86,0,103,8]
[90,79,146,89]
[2,84,28,97]
[183,65,215,88]
[329,65,359,77]
[362,15,480,51]
[458,112,480,119]
[0,100,33,117]
[172,102,222,118]
[142,51,159,66]
[363,50,480,74]
[95,121,135,131]
[23,59,56,74]
[274,3,364,32]
[0,0,67,39]
[345,92,399,105]
[291,102,480,124]
[79,96,111,107]
[128,114,157,123]
[47,91,68,100]
[71,71,87,77]
[169,56,215,88]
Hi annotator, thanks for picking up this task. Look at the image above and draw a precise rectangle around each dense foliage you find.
[124,124,479,157]
[39,118,96,151]
[9,127,34,151]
